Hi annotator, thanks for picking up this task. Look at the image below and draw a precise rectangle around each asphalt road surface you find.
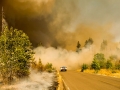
[60,70,120,90]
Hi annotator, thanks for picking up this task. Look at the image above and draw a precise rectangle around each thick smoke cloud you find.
[3,0,120,50]
[3,0,55,47]
[33,44,120,70]
[34,46,95,69]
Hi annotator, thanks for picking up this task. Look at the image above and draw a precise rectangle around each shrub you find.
[81,64,88,72]
[91,60,100,73]
[37,59,44,72]
[115,64,120,70]
[44,63,53,73]
[106,60,113,69]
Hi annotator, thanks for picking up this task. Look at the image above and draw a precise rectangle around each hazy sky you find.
[78,0,120,23]
[69,0,120,42]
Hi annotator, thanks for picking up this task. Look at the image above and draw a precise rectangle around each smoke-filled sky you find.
[3,0,120,50]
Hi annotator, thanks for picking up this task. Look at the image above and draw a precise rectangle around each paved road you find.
[60,70,120,90]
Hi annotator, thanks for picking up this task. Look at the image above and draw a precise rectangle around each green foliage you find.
[91,53,106,72]
[115,63,120,70]
[44,63,53,73]
[115,64,120,70]
[31,59,56,73]
[31,60,37,70]
[91,60,100,72]
[106,60,113,69]
[81,64,88,72]
[108,55,119,69]
[37,59,44,72]
[84,38,93,48]
[93,53,106,69]
[0,27,34,84]
[94,53,105,61]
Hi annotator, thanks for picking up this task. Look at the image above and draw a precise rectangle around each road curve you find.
[60,70,120,90]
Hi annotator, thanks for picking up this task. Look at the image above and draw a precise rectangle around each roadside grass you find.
[57,71,64,90]
[77,69,120,78]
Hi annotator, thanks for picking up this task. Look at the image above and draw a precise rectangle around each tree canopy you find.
[0,27,34,84]
[91,53,106,70]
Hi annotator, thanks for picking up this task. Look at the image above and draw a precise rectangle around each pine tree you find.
[77,41,81,48]
[76,41,81,52]
[37,59,44,72]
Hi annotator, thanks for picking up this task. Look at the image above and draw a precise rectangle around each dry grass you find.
[83,69,120,78]
[57,71,64,90]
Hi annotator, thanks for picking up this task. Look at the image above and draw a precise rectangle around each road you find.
[60,70,120,90]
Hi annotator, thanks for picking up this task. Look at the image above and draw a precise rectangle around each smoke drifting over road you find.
[0,72,55,90]
[33,43,120,70]
[3,0,120,50]
[34,46,95,69]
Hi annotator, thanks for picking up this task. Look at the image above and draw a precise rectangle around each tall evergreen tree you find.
[76,41,81,52]
[77,41,81,48]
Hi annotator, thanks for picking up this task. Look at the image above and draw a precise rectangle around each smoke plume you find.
[2,0,120,69]
[34,46,95,69]
[0,71,55,90]
[3,0,120,50]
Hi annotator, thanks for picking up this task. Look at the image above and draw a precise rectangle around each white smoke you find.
[33,46,95,70]
[33,41,120,70]
[0,71,55,90]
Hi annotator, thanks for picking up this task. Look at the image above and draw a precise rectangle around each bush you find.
[106,60,113,69]
[37,59,44,72]
[115,64,120,70]
[91,60,100,72]
[81,64,88,72]
[44,63,53,73]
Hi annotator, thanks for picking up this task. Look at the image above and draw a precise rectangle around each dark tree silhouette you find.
[76,41,81,52]
[77,41,81,48]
